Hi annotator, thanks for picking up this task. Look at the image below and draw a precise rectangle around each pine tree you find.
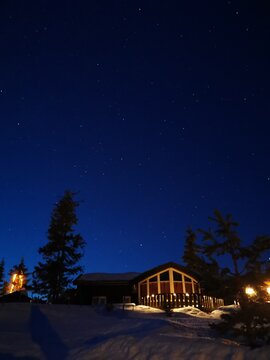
[0,259,4,296]
[244,235,270,277]
[183,210,270,302]
[183,227,224,297]
[32,191,86,303]
[199,210,244,277]
[183,228,205,274]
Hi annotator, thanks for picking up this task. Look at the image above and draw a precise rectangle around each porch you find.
[140,293,224,312]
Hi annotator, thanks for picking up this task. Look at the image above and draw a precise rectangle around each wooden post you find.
[169,269,174,294]
[182,274,186,293]
[157,274,161,294]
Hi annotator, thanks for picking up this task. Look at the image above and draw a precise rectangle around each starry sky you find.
[0,1,270,276]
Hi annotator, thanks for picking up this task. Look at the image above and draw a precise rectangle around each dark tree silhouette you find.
[183,226,224,297]
[183,210,270,302]
[32,191,86,303]
[0,259,4,296]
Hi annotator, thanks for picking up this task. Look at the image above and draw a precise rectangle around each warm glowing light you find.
[245,287,256,296]
[185,293,190,297]
[151,294,155,297]
[8,272,26,294]
[266,287,270,295]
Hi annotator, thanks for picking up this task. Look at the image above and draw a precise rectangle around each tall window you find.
[140,281,147,297]
[184,276,192,293]
[173,271,183,293]
[160,271,170,293]
[149,276,158,295]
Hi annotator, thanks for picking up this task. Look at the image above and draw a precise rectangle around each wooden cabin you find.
[74,272,140,305]
[74,262,224,310]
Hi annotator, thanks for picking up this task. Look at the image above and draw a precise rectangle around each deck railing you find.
[140,293,224,311]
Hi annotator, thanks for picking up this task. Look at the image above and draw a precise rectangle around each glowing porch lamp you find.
[264,281,270,295]
[245,286,256,296]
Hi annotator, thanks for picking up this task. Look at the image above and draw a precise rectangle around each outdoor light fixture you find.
[245,287,256,296]
[264,281,270,295]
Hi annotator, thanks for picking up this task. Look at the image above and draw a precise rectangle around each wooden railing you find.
[140,293,224,311]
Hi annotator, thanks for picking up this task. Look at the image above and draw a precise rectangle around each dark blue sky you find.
[0,1,269,275]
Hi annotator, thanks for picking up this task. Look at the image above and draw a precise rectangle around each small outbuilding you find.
[0,291,31,303]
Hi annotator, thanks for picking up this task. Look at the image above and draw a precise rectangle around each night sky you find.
[1,1,270,276]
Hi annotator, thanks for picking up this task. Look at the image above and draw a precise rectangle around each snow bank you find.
[173,306,211,318]
[210,305,240,319]
[0,303,269,359]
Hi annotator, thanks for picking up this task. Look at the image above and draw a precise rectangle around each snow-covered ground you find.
[0,303,269,359]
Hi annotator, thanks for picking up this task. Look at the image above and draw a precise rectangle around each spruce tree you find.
[183,210,270,302]
[0,259,4,296]
[33,191,86,303]
[199,210,244,277]
[183,227,224,297]
[183,228,206,274]
[244,235,270,277]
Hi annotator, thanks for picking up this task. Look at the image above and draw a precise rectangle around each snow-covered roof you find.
[75,272,141,283]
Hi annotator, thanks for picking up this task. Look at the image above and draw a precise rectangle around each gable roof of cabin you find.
[131,262,201,283]
[74,262,201,286]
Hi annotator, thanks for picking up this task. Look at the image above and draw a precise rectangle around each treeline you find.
[0,190,86,303]
[182,210,270,347]
[182,209,270,303]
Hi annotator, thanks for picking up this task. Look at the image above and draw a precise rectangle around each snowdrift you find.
[0,303,269,359]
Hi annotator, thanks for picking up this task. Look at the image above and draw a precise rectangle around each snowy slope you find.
[0,303,269,359]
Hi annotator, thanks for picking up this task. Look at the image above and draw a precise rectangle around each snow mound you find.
[133,305,164,313]
[173,306,211,318]
[210,305,240,319]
